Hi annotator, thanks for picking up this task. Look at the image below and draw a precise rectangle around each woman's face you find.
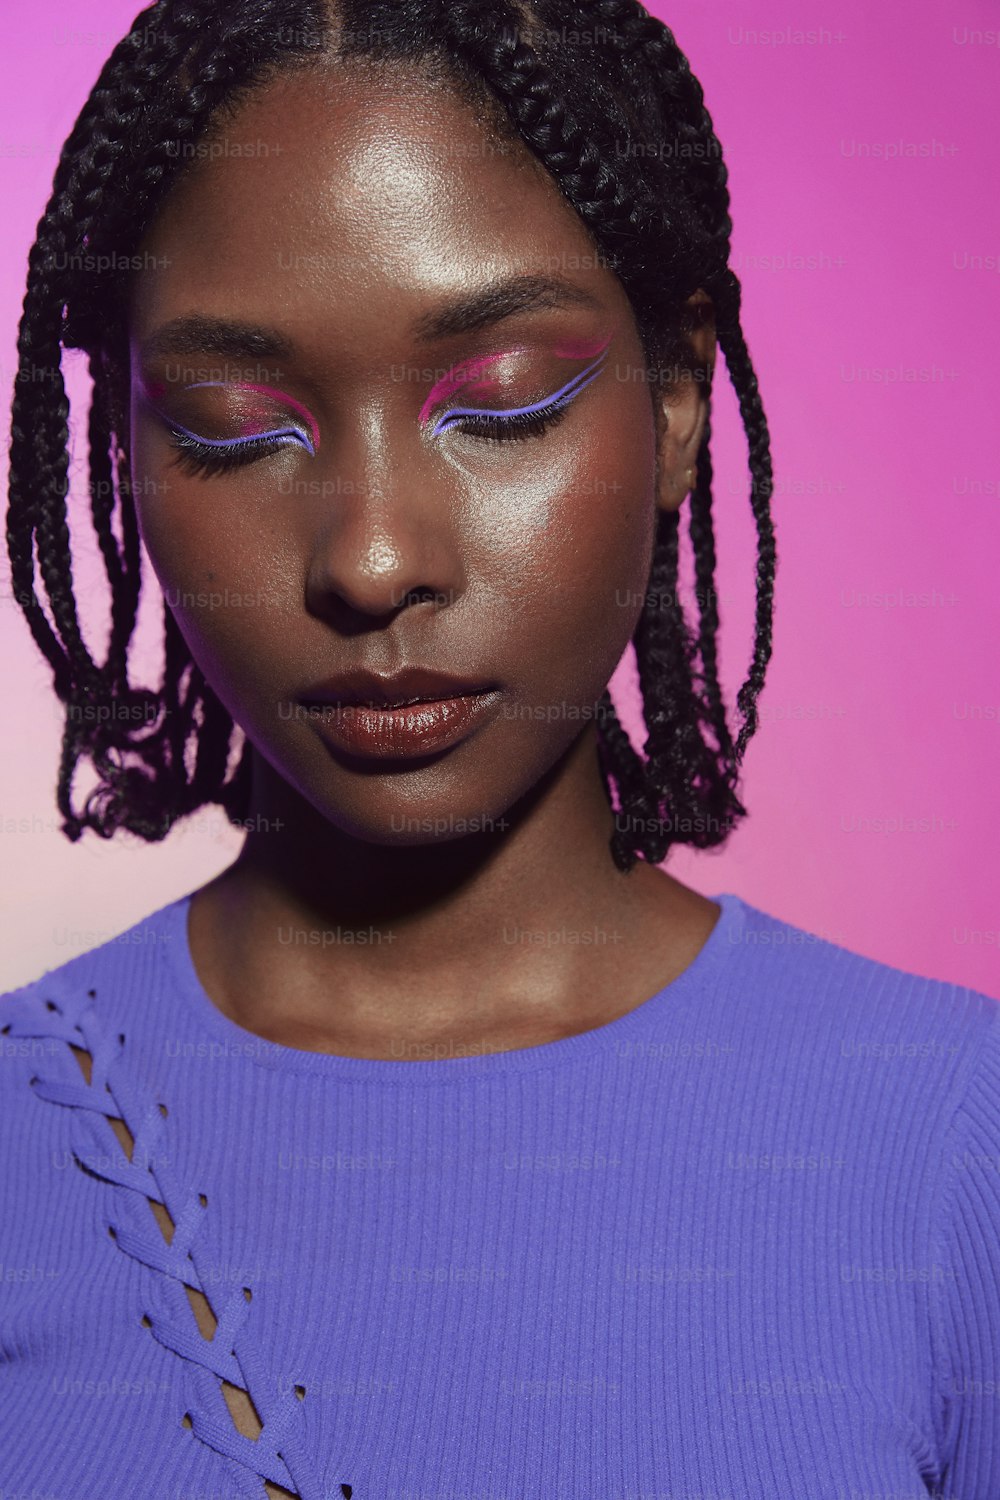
[126,60,690,846]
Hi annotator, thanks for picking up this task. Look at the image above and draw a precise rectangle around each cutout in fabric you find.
[2,986,354,1499]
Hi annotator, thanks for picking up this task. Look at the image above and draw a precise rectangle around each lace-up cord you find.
[3,986,338,1499]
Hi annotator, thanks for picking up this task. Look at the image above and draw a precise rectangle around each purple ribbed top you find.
[2,888,999,1499]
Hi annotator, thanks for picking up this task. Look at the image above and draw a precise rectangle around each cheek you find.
[128,403,200,583]
[127,422,289,693]
[129,401,273,589]
[464,390,657,686]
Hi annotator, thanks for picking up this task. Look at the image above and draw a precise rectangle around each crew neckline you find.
[158,888,745,1083]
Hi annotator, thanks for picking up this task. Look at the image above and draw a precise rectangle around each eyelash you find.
[163,390,573,478]
[448,400,571,445]
[165,429,295,478]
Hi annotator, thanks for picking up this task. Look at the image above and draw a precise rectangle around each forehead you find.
[128,58,613,349]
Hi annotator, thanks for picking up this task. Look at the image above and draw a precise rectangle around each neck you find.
[188,724,710,1055]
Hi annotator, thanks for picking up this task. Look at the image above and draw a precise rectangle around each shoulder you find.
[724,890,1000,1060]
[0,894,189,1099]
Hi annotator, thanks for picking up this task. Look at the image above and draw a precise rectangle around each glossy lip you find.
[298,665,499,709]
[298,666,503,762]
[303,690,503,761]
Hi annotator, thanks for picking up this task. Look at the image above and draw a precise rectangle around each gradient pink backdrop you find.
[2,0,998,994]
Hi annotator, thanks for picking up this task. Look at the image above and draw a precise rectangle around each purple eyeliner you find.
[165,418,316,456]
[185,381,321,453]
[138,375,319,456]
[428,346,611,438]
[139,330,615,461]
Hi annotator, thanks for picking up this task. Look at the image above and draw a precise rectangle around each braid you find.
[613,5,777,771]
[709,277,777,761]
[437,0,660,248]
[429,0,775,868]
[7,0,328,841]
[589,0,733,246]
[6,0,776,870]
[683,431,721,742]
[632,504,746,865]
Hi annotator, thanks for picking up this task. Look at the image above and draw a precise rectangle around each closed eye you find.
[164,423,314,478]
[443,400,573,445]
[431,348,610,442]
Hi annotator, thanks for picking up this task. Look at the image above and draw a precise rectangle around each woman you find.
[2,1,998,1496]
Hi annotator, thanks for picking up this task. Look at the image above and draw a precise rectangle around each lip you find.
[299,665,498,709]
[297,666,502,761]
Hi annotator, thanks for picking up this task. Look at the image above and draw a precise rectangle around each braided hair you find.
[6,0,776,872]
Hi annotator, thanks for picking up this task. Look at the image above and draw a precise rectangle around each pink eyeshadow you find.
[187,381,321,452]
[419,329,615,430]
[418,348,529,426]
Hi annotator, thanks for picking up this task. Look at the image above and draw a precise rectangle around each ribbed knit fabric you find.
[2,888,1000,1499]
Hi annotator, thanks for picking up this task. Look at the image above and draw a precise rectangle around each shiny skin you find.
[124,58,719,1058]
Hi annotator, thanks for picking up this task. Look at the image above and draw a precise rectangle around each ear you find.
[654,288,716,514]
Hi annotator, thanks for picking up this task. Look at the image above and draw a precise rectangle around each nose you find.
[303,410,466,627]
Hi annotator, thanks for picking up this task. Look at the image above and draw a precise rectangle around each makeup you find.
[420,329,614,440]
[309,690,503,760]
[138,375,320,459]
[137,324,616,477]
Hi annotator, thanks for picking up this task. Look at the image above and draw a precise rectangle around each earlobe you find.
[653,283,716,513]
[653,287,715,513]
[656,458,696,514]
[654,386,703,514]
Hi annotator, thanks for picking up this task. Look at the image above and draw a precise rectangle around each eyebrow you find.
[140,317,295,362]
[139,273,605,362]
[409,272,603,343]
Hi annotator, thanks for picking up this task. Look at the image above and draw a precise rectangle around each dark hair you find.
[5,0,775,873]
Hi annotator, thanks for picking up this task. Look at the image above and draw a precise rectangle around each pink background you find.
[2,1,998,995]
